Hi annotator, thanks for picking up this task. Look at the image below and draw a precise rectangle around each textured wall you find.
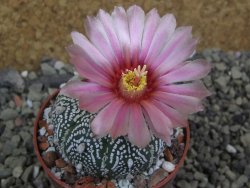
[0,0,249,70]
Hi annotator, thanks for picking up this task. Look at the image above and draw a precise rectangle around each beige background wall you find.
[0,0,249,70]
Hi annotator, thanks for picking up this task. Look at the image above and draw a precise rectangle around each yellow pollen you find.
[120,65,147,92]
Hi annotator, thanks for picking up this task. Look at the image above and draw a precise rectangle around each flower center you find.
[119,65,148,100]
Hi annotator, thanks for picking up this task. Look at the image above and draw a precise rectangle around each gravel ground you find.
[0,49,250,188]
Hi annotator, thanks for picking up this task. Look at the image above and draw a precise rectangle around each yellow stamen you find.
[120,65,147,98]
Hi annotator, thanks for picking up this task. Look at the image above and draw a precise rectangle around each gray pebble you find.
[176,180,193,188]
[28,71,37,80]
[4,156,26,169]
[41,63,57,75]
[12,166,24,178]
[21,165,34,182]
[231,67,242,79]
[240,133,250,147]
[232,175,248,188]
[0,166,12,179]
[225,168,237,181]
[0,108,18,121]
[0,69,25,92]
[215,63,226,71]
[11,135,21,147]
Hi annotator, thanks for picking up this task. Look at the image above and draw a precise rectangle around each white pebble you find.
[76,164,82,171]
[33,165,40,178]
[54,172,62,179]
[77,143,85,153]
[73,71,79,76]
[153,165,160,171]
[26,99,33,108]
[156,159,164,167]
[21,70,28,77]
[118,179,132,188]
[162,161,175,172]
[43,107,51,120]
[226,144,237,154]
[39,127,46,136]
[46,147,55,152]
[148,168,154,175]
[60,83,66,88]
[54,60,65,70]
[48,124,54,130]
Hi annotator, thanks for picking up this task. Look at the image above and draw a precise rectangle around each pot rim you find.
[33,90,190,188]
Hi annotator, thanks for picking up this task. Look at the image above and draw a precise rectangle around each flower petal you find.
[158,59,211,84]
[142,109,172,145]
[140,8,160,61]
[79,92,114,113]
[97,9,123,62]
[112,6,130,46]
[141,100,172,143]
[159,80,211,99]
[85,16,119,70]
[91,99,124,138]
[154,28,197,76]
[60,80,109,98]
[152,99,188,128]
[71,31,114,75]
[60,81,113,113]
[144,14,176,66]
[128,104,151,148]
[110,104,129,139]
[153,27,197,75]
[112,6,131,68]
[152,91,204,114]
[67,45,112,87]
[127,5,145,61]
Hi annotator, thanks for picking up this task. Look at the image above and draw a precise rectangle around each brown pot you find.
[34,90,190,188]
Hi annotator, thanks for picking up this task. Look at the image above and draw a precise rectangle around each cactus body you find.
[51,95,165,179]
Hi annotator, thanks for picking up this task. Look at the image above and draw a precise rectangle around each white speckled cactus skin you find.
[51,95,165,179]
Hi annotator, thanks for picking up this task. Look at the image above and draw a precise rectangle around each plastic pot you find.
[33,90,190,188]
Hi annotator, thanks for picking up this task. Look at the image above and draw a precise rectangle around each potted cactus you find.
[34,5,211,188]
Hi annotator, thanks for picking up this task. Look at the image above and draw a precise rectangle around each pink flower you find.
[61,5,211,148]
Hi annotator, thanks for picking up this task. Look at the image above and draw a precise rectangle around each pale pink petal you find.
[110,104,130,139]
[91,99,124,138]
[60,80,113,113]
[85,16,119,69]
[159,80,211,98]
[112,6,130,48]
[142,108,172,146]
[158,59,211,84]
[97,10,123,62]
[152,99,188,128]
[128,104,151,148]
[140,8,160,61]
[67,45,112,87]
[144,14,176,66]
[141,100,172,141]
[152,91,204,114]
[71,31,113,75]
[112,6,131,68]
[60,80,109,98]
[153,27,197,75]
[79,92,115,113]
[127,5,145,60]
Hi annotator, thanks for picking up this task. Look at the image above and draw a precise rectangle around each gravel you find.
[0,50,249,187]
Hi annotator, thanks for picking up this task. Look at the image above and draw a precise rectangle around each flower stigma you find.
[119,65,148,100]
